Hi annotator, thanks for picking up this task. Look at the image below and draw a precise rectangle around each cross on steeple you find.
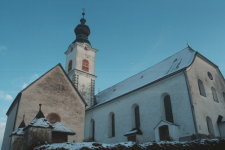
[82,8,85,18]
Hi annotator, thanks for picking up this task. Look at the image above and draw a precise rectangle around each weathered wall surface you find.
[65,42,97,108]
[15,65,85,143]
[65,43,77,73]
[75,43,96,75]
[186,55,225,137]
[85,72,195,143]
[10,135,23,150]
[1,102,19,150]
[23,127,52,150]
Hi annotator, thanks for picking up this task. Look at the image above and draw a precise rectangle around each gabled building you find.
[2,64,86,150]
[84,46,225,143]
[2,12,225,150]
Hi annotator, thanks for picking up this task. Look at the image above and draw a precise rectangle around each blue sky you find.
[0,0,225,147]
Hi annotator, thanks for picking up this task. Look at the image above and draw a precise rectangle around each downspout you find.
[183,70,199,139]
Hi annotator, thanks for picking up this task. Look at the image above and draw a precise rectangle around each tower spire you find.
[74,11,91,44]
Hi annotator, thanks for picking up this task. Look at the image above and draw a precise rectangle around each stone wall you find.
[15,65,85,143]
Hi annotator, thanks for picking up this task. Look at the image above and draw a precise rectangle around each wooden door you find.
[159,125,169,141]
[52,133,67,143]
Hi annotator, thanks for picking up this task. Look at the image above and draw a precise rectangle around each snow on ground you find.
[34,139,222,150]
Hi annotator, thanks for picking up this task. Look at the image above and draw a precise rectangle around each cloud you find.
[0,91,13,101]
[22,74,39,89]
[0,45,7,52]
[0,123,6,149]
[22,83,28,89]
[5,95,13,101]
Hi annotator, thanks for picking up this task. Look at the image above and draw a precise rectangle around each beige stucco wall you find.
[15,65,85,142]
[186,55,225,137]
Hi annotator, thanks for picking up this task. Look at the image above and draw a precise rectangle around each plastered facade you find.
[15,65,85,143]
[1,102,19,150]
[186,55,225,137]
[65,42,98,108]
[84,72,196,143]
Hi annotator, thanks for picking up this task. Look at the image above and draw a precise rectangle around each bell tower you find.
[64,12,98,109]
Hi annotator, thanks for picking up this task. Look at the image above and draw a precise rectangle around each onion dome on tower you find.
[74,12,91,45]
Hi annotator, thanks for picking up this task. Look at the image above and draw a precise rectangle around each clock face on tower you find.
[84,46,89,50]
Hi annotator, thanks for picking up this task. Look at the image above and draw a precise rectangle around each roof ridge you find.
[97,47,194,95]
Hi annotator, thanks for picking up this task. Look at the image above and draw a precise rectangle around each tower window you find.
[82,59,89,72]
[68,60,72,72]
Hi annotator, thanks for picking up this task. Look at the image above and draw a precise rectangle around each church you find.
[2,13,225,150]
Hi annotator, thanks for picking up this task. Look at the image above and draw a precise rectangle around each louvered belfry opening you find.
[68,60,72,72]
[82,59,89,72]
[164,95,174,123]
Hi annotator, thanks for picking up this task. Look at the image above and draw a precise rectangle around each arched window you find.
[198,79,206,97]
[108,112,115,137]
[164,95,174,123]
[135,106,140,128]
[68,60,72,72]
[223,93,225,102]
[82,59,89,72]
[211,87,219,102]
[46,113,61,124]
[206,116,215,139]
[90,119,95,141]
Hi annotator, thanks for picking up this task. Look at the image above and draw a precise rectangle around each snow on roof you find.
[24,118,53,130]
[95,47,196,107]
[52,122,75,135]
[10,128,24,137]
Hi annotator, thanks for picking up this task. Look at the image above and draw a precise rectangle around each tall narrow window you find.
[108,112,115,137]
[68,60,72,72]
[135,106,140,128]
[198,79,206,97]
[164,95,174,123]
[82,59,89,72]
[91,120,95,141]
[223,92,225,102]
[211,87,219,102]
[112,114,115,137]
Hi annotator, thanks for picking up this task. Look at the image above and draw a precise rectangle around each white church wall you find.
[186,55,225,138]
[78,75,92,107]
[85,72,196,143]
[1,102,19,150]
